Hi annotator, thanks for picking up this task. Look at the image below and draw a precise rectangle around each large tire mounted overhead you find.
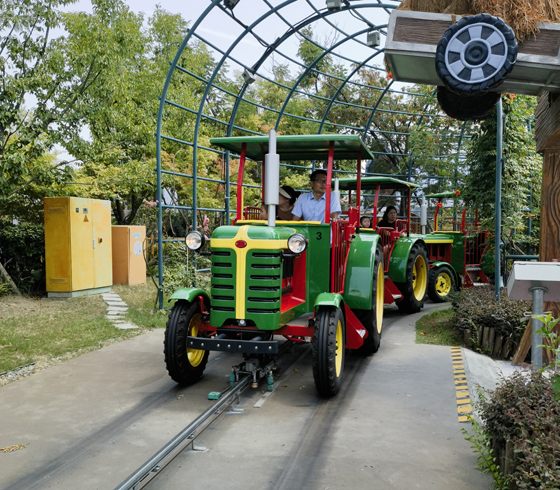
[312,306,345,397]
[436,86,500,121]
[436,14,517,95]
[164,300,209,385]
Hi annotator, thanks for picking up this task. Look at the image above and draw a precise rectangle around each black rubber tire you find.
[355,244,384,356]
[312,306,345,397]
[395,243,428,314]
[164,300,209,385]
[427,264,456,303]
[435,13,517,95]
[436,86,500,121]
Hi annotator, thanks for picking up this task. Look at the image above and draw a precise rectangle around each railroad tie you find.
[451,346,472,423]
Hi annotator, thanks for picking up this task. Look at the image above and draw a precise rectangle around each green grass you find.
[415,307,463,346]
[0,280,168,374]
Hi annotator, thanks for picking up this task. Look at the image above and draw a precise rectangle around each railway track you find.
[114,341,299,490]
[112,311,407,490]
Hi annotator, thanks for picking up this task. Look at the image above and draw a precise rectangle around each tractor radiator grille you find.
[209,247,283,329]
[210,249,236,324]
[245,250,282,328]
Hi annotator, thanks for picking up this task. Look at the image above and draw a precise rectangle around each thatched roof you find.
[397,0,560,40]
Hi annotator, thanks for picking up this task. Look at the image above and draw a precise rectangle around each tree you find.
[463,94,541,254]
[0,0,90,207]
[65,2,231,226]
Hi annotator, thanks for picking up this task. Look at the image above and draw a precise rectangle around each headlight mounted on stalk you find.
[287,233,307,254]
[186,231,205,251]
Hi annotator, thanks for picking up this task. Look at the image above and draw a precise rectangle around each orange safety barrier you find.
[244,206,261,220]
[377,227,397,273]
[465,231,488,267]
[395,219,408,233]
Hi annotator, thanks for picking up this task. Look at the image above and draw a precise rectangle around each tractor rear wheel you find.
[312,306,345,397]
[356,244,384,356]
[164,300,209,385]
[428,265,456,303]
[395,243,428,314]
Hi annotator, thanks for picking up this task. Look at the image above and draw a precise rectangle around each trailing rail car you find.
[423,191,490,302]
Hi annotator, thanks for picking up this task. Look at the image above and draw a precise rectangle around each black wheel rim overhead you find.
[435,13,517,95]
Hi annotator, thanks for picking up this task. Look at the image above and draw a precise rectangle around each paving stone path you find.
[102,292,138,330]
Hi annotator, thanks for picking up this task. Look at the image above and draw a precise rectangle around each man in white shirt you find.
[292,169,341,223]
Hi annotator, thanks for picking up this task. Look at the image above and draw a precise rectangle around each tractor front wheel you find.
[395,243,428,314]
[164,300,209,385]
[356,244,384,356]
[312,306,345,397]
[428,265,456,303]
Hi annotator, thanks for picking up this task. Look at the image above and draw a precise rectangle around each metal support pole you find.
[530,286,547,369]
[265,129,279,228]
[420,196,427,235]
[157,150,164,310]
[495,98,503,301]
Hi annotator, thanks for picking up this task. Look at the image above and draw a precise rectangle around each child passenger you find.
[360,216,372,228]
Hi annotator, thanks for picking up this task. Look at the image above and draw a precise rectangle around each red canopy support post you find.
[356,153,362,213]
[373,184,380,224]
[434,200,440,231]
[325,141,335,224]
[236,143,247,220]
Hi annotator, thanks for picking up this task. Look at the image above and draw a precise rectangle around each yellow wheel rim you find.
[187,313,205,367]
[335,319,343,377]
[412,255,428,301]
[436,272,452,296]
[376,262,384,334]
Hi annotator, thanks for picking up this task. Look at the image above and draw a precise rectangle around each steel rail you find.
[113,374,252,490]
[113,340,296,490]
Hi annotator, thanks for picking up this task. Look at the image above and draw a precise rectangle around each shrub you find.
[0,222,45,294]
[451,286,529,339]
[478,371,560,489]
[161,242,210,296]
[0,281,13,297]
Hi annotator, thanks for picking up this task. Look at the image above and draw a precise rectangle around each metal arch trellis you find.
[154,0,470,309]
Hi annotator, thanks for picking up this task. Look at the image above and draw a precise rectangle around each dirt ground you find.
[0,295,69,320]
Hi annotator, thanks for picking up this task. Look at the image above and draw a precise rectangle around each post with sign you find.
[507,261,560,368]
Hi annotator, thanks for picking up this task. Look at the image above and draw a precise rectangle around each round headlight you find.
[287,233,307,254]
[186,231,205,251]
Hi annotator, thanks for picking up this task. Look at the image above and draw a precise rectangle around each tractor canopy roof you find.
[335,176,420,191]
[425,191,460,199]
[209,134,375,161]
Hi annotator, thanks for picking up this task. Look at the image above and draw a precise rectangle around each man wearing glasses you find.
[292,169,341,223]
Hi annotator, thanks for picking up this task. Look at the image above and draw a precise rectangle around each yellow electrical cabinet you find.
[112,226,146,285]
[44,197,113,297]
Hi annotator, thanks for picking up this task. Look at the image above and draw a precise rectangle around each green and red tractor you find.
[163,133,429,397]
[423,191,490,302]
[336,176,429,314]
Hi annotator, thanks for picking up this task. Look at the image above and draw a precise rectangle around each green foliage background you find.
[0,0,542,293]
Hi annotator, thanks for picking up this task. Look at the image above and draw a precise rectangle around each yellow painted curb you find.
[451,347,472,423]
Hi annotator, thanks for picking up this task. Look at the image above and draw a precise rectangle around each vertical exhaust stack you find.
[420,196,427,235]
[333,177,340,207]
[264,129,280,227]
